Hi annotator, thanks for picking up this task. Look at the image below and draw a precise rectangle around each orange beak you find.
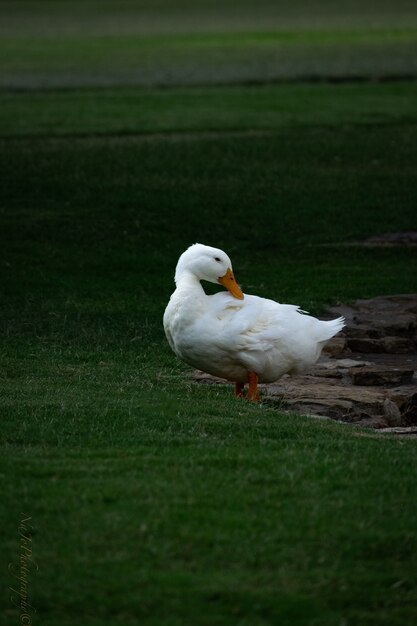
[218,267,244,300]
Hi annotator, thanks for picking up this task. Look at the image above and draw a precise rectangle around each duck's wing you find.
[207,292,342,351]
[205,292,300,351]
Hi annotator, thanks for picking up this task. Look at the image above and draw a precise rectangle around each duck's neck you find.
[175,271,207,299]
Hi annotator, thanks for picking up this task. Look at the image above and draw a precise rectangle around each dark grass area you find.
[3,427,417,626]
[2,82,417,138]
[2,2,417,625]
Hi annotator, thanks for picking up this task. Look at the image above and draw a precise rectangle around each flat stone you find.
[346,338,386,353]
[350,367,414,387]
[345,337,413,354]
[358,417,390,429]
[336,358,371,369]
[378,426,417,436]
[329,295,417,345]
[323,336,347,355]
[383,336,414,354]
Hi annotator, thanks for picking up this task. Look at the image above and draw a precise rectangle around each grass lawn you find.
[1,0,417,88]
[1,2,417,625]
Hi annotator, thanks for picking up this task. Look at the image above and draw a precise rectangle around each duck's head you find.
[175,243,244,300]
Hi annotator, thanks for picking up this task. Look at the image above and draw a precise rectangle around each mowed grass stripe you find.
[1,29,417,88]
[2,82,417,138]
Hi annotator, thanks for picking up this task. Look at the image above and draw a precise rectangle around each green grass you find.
[2,82,417,138]
[1,1,417,88]
[3,0,417,36]
[2,30,417,88]
[2,2,417,625]
[3,414,417,626]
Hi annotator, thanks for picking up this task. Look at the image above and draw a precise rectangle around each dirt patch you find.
[362,232,417,247]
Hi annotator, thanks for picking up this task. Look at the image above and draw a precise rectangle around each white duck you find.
[163,243,344,401]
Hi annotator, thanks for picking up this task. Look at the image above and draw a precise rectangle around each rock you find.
[262,368,417,426]
[311,368,343,379]
[323,336,348,356]
[345,336,413,354]
[358,417,390,429]
[401,391,417,422]
[329,295,417,346]
[382,337,414,354]
[265,374,381,417]
[350,367,414,387]
[378,426,417,436]
[383,398,403,426]
[336,359,371,368]
[346,338,386,353]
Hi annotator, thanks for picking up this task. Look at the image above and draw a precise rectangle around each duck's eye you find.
[214,257,221,262]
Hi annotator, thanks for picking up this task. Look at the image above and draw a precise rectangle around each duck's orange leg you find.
[247,372,260,402]
[235,382,245,398]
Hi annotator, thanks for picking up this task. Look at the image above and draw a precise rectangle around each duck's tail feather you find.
[319,316,345,342]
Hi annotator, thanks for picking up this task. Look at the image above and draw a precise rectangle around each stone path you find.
[194,294,417,432]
